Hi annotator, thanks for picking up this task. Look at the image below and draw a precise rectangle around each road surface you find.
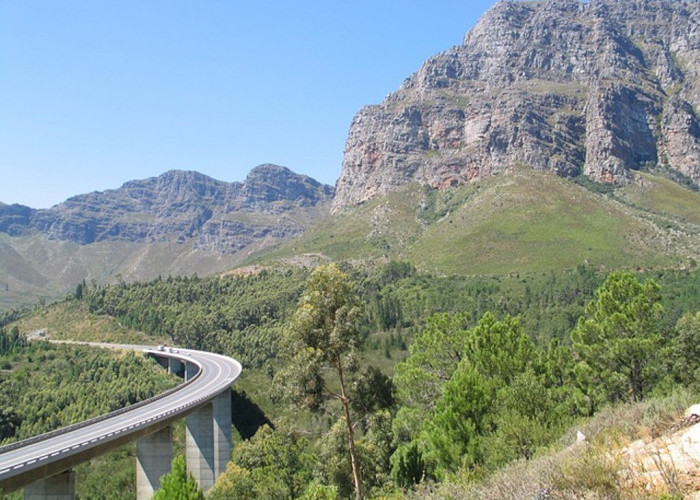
[0,344,242,493]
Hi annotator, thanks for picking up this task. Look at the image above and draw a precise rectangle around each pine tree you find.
[152,455,204,500]
[571,272,664,405]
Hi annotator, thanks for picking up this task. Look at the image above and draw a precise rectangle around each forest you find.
[0,339,179,500]
[1,263,699,499]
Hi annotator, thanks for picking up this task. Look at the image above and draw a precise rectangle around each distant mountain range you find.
[0,165,333,251]
[0,165,333,309]
[1,0,698,310]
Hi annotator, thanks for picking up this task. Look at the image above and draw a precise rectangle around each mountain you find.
[0,165,333,309]
[2,0,699,310]
[0,165,333,251]
[333,0,700,211]
[257,168,699,275]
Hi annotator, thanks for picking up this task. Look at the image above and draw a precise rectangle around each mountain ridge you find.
[0,164,334,250]
[332,0,700,211]
[2,0,699,310]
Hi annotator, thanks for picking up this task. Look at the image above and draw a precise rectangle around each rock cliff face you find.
[333,0,700,210]
[0,165,334,253]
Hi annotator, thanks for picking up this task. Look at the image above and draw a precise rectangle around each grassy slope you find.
[405,390,700,500]
[0,235,246,310]
[255,170,699,275]
[12,300,162,344]
[3,171,696,311]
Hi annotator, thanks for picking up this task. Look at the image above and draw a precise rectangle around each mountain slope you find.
[0,165,333,309]
[258,169,699,275]
[333,0,700,211]
[0,165,333,250]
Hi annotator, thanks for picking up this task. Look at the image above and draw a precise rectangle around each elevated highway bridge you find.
[0,343,242,499]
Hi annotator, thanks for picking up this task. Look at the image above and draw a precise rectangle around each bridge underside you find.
[1,350,237,500]
[11,389,232,500]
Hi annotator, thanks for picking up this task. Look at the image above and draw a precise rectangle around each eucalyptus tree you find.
[278,263,365,500]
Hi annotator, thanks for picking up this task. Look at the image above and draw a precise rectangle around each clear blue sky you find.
[1,1,497,208]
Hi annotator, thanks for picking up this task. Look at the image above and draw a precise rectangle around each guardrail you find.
[0,350,202,456]
[0,345,242,495]
[0,375,231,479]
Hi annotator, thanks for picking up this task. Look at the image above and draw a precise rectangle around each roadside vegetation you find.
[0,340,179,500]
[1,262,698,499]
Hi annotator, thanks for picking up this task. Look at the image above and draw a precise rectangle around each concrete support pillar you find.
[186,404,214,492]
[212,389,232,477]
[136,426,173,500]
[154,355,169,370]
[168,358,183,377]
[24,470,75,500]
[185,362,198,381]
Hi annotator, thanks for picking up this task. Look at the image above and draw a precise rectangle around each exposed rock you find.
[0,165,334,253]
[0,203,34,236]
[333,0,700,211]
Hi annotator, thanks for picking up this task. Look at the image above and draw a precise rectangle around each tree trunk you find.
[338,358,363,500]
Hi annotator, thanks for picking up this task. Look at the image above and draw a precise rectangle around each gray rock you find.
[0,166,334,254]
[333,0,700,211]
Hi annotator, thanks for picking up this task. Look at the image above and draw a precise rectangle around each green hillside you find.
[255,170,699,275]
[2,170,697,312]
[4,265,698,499]
[0,235,246,311]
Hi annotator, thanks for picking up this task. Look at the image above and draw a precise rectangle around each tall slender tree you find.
[278,264,365,500]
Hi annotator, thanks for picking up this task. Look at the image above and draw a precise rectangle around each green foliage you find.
[350,367,396,423]
[465,312,534,385]
[0,325,25,355]
[394,313,470,417]
[0,342,177,444]
[367,263,606,346]
[572,174,618,195]
[75,446,138,500]
[425,362,490,472]
[379,260,417,286]
[482,370,560,468]
[291,263,364,367]
[152,455,204,500]
[84,269,307,367]
[391,442,427,489]
[210,425,314,500]
[299,482,340,500]
[2,262,697,498]
[277,264,364,412]
[277,264,366,500]
[669,311,700,387]
[394,310,579,480]
[208,463,258,500]
[356,410,396,494]
[316,418,357,499]
[572,272,664,407]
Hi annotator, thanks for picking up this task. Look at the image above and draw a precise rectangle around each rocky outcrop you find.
[0,165,334,253]
[333,0,700,210]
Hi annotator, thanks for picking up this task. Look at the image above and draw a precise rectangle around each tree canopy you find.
[571,272,664,405]
[152,455,204,500]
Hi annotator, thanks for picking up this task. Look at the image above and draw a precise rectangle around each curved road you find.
[0,344,242,493]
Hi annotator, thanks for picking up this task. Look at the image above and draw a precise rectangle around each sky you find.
[1,1,497,208]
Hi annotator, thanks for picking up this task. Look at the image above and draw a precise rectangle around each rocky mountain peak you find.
[333,0,699,211]
[243,164,334,205]
[0,165,334,251]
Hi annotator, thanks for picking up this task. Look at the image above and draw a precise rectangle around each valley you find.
[0,0,699,498]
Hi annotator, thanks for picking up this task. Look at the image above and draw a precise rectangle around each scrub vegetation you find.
[1,262,698,499]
